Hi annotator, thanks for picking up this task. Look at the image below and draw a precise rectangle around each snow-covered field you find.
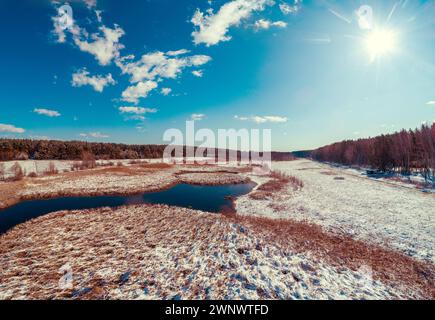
[0,205,428,300]
[237,160,435,263]
[0,159,162,179]
[0,159,433,299]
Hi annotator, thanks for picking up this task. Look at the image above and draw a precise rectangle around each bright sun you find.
[365,28,398,61]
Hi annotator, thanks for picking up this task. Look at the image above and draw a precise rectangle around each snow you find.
[0,205,420,300]
[236,160,435,263]
[0,160,433,299]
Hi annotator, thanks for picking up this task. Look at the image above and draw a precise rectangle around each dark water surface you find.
[0,182,256,234]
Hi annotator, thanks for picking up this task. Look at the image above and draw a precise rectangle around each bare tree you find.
[10,162,24,181]
[80,151,96,169]
[45,161,58,175]
[0,163,5,181]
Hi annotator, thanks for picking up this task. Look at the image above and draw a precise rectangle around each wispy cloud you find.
[34,108,61,117]
[72,68,116,92]
[426,101,435,105]
[190,113,206,121]
[0,123,25,133]
[118,106,157,122]
[79,132,109,139]
[280,1,302,15]
[235,115,288,124]
[118,106,157,114]
[192,70,204,77]
[166,49,190,56]
[254,19,287,31]
[51,5,125,65]
[161,88,172,96]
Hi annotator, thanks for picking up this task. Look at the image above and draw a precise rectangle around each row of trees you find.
[0,139,167,161]
[0,139,298,162]
[311,123,435,181]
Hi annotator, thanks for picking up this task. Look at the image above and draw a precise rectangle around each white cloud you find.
[34,108,61,117]
[192,70,203,77]
[161,88,172,96]
[116,51,211,84]
[254,19,287,31]
[95,10,103,23]
[71,68,116,92]
[191,0,273,46]
[279,1,302,15]
[118,106,157,122]
[73,25,125,65]
[235,115,288,123]
[234,115,249,121]
[127,115,145,121]
[83,0,97,8]
[51,4,125,65]
[121,80,158,103]
[51,10,71,43]
[166,49,190,56]
[0,123,25,133]
[116,51,211,101]
[118,106,157,114]
[190,113,206,121]
[254,116,288,123]
[79,132,109,138]
[426,101,435,105]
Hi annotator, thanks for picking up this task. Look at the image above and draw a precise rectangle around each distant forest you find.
[0,139,167,161]
[0,139,296,162]
[311,123,435,180]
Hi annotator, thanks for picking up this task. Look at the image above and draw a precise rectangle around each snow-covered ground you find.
[0,159,162,179]
[236,160,435,263]
[0,160,433,299]
[0,205,424,300]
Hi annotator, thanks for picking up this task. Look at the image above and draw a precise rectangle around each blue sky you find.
[0,0,434,151]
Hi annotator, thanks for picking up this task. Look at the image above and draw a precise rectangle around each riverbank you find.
[0,162,250,210]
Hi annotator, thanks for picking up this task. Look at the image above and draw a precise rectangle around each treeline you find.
[311,123,435,181]
[0,139,167,161]
[0,139,296,162]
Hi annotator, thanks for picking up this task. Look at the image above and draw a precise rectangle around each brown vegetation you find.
[139,162,172,170]
[250,170,303,200]
[231,215,435,299]
[10,162,24,181]
[80,151,96,169]
[45,162,59,175]
[312,123,435,183]
[0,163,4,180]
[0,204,432,299]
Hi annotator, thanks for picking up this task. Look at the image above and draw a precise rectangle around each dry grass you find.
[138,162,173,170]
[249,170,303,200]
[230,215,435,299]
[0,179,25,208]
[0,204,432,299]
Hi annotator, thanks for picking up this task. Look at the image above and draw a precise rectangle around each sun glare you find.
[365,28,398,62]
